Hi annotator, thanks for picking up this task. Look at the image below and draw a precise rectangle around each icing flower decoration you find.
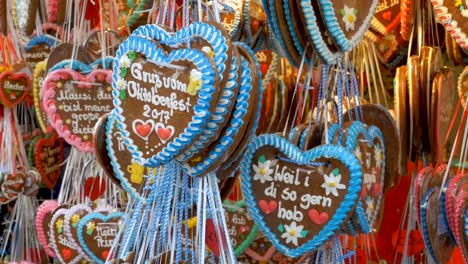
[354,147,362,162]
[86,221,96,235]
[120,54,131,68]
[321,169,346,197]
[187,69,203,95]
[280,222,304,246]
[201,46,215,58]
[374,144,383,168]
[55,219,64,234]
[365,197,375,219]
[340,5,358,32]
[71,214,81,228]
[252,159,274,184]
[116,78,127,91]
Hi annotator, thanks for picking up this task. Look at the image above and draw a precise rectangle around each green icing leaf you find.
[300,230,309,238]
[258,155,266,164]
[119,90,127,100]
[128,51,137,63]
[332,168,339,176]
[340,9,346,16]
[277,224,284,233]
[120,67,128,78]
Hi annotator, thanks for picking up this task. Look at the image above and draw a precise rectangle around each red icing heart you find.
[308,209,329,225]
[157,127,173,141]
[205,219,227,257]
[102,250,110,260]
[84,176,106,201]
[382,11,392,21]
[136,123,152,138]
[62,248,72,260]
[35,134,64,189]
[0,71,30,108]
[258,200,277,214]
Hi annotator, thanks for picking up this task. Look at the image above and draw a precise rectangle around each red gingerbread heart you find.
[84,176,106,201]
[35,134,64,189]
[0,71,30,108]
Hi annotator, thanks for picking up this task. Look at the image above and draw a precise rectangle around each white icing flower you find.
[374,144,383,168]
[201,46,215,57]
[341,5,358,32]
[321,170,347,197]
[365,197,375,219]
[354,147,362,162]
[116,79,127,90]
[120,54,131,68]
[190,69,202,80]
[281,222,304,246]
[252,160,274,183]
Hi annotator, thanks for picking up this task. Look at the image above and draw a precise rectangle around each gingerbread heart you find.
[34,134,64,189]
[112,35,218,166]
[84,176,106,201]
[36,200,59,257]
[24,35,55,70]
[240,134,362,257]
[50,207,86,264]
[77,211,124,264]
[1,171,26,200]
[432,0,468,51]
[42,68,113,152]
[224,200,259,256]
[0,71,31,108]
[318,0,378,52]
[106,113,149,199]
[63,204,94,263]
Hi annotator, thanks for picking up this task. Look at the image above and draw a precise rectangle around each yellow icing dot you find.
[260,168,266,175]
[193,156,202,162]
[56,82,63,89]
[66,119,71,124]
[83,135,89,140]
[347,16,355,24]
[329,182,336,187]
[289,230,296,236]
[58,105,64,110]
[107,86,112,92]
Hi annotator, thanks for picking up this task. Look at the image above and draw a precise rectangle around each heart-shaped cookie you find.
[432,0,468,51]
[420,187,455,264]
[0,70,31,108]
[42,68,113,152]
[50,207,86,264]
[63,204,94,263]
[84,176,106,201]
[1,171,25,200]
[112,35,218,166]
[24,35,55,70]
[34,133,64,189]
[224,200,259,256]
[317,0,378,52]
[36,200,59,257]
[77,211,124,264]
[240,134,362,257]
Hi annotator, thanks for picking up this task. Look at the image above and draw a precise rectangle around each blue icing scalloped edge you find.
[112,36,216,166]
[180,47,240,161]
[133,23,234,161]
[221,42,262,170]
[49,57,114,73]
[299,0,341,64]
[327,123,341,144]
[266,0,298,67]
[77,212,125,264]
[105,111,144,201]
[298,126,310,149]
[344,121,385,229]
[420,187,439,263]
[182,55,251,176]
[283,0,305,55]
[441,181,457,244]
[240,134,362,257]
[318,0,378,52]
[24,34,58,51]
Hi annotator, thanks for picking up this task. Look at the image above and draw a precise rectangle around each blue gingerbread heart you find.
[240,134,362,257]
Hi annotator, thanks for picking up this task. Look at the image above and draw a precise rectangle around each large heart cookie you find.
[42,68,113,152]
[240,134,362,257]
[318,0,378,52]
[112,35,218,166]
[77,211,124,264]
[63,204,94,263]
[36,200,59,257]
